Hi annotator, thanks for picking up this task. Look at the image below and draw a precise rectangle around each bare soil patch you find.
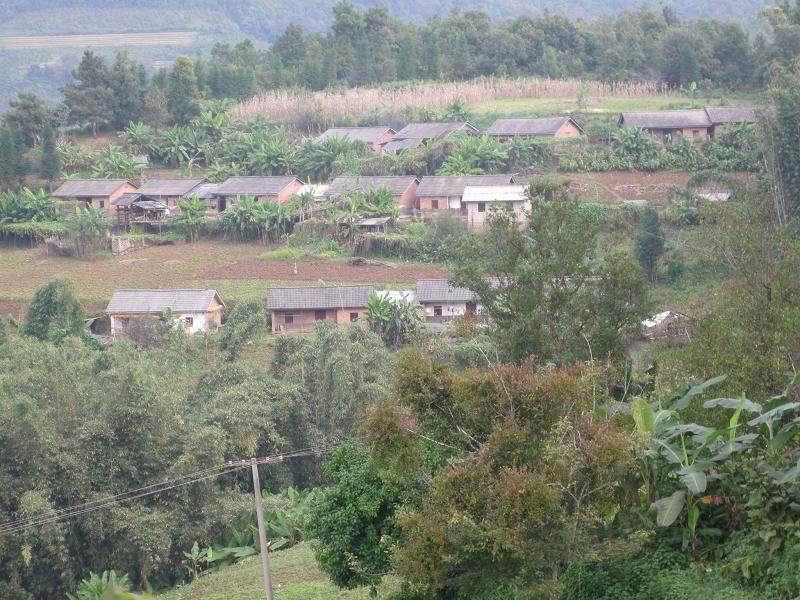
[201,259,450,283]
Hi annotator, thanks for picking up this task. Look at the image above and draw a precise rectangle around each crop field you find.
[0,240,448,317]
[0,31,198,49]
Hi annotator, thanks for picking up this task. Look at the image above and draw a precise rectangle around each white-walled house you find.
[416,279,481,323]
[105,289,225,336]
[461,185,531,231]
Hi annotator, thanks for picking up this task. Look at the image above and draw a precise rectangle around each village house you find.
[110,193,170,228]
[486,116,583,140]
[704,107,758,136]
[381,122,479,152]
[326,176,419,211]
[52,179,138,215]
[416,174,516,215]
[135,178,206,210]
[105,289,225,336]
[416,279,481,323]
[267,285,372,333]
[213,176,305,212]
[618,109,712,144]
[461,185,531,231]
[316,126,397,152]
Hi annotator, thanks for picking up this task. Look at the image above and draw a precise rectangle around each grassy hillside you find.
[158,543,396,599]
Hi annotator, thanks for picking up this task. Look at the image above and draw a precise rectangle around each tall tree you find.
[141,87,169,130]
[167,56,202,125]
[39,123,60,186]
[0,125,30,188]
[2,92,51,147]
[22,278,85,342]
[109,51,146,129]
[634,206,666,282]
[60,50,113,136]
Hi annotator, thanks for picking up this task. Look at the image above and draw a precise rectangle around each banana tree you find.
[173,195,208,243]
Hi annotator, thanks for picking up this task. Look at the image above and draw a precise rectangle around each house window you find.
[284,312,294,325]
[433,306,442,317]
[349,312,359,322]
[98,200,105,208]
[692,130,701,140]
[477,202,486,213]
[431,199,439,210]
[315,310,326,321]
[184,316,194,328]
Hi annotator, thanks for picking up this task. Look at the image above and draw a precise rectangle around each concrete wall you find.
[421,301,468,319]
[271,306,366,333]
[465,200,530,231]
[110,309,221,336]
[88,182,138,215]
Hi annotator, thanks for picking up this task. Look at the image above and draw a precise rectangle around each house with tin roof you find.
[461,185,531,231]
[52,179,138,215]
[382,122,479,152]
[487,116,583,140]
[326,176,420,210]
[135,178,206,209]
[316,126,396,152]
[105,289,225,336]
[214,176,305,212]
[266,285,373,333]
[416,174,516,215]
[618,109,712,144]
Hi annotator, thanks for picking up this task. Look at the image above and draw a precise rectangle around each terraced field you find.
[0,31,198,49]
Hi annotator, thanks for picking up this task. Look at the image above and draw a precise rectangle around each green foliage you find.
[635,207,666,281]
[67,571,131,600]
[39,123,60,183]
[307,441,397,590]
[218,300,267,360]
[2,92,51,147]
[0,124,30,187]
[21,278,85,342]
[67,204,109,256]
[60,50,113,136]
[166,56,202,125]
[173,194,208,243]
[365,292,424,347]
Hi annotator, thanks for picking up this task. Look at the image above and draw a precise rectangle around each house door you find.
[315,310,327,321]
[466,302,477,316]
[218,198,226,213]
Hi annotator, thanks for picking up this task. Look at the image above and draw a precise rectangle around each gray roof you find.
[416,279,476,303]
[267,285,373,310]
[111,193,143,207]
[357,216,392,226]
[327,176,418,197]
[106,289,224,315]
[487,116,583,136]
[417,175,516,197]
[316,126,395,144]
[215,176,302,197]
[136,178,205,197]
[392,122,478,140]
[381,138,425,152]
[704,107,758,124]
[189,182,221,199]
[619,109,712,129]
[52,179,133,198]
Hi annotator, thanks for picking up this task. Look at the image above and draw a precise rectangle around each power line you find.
[0,446,335,536]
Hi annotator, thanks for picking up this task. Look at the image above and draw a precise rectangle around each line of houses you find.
[52,174,532,231]
[101,281,483,337]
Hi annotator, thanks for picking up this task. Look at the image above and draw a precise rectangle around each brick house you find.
[213,176,305,212]
[617,110,713,144]
[52,179,138,215]
[461,185,531,231]
[704,107,758,136]
[316,126,397,153]
[267,285,373,333]
[135,178,206,210]
[326,176,419,211]
[105,289,224,336]
[487,116,583,140]
[381,122,479,152]
[415,174,516,216]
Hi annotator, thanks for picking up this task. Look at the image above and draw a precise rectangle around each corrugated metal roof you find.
[381,138,424,152]
[111,193,143,206]
[417,175,515,197]
[327,176,418,196]
[216,176,302,196]
[106,289,223,314]
[392,122,479,140]
[267,285,373,310]
[52,179,133,198]
[189,182,221,199]
[704,107,758,124]
[462,185,529,203]
[137,178,205,197]
[487,116,582,136]
[620,110,711,129]
[316,126,395,144]
[357,217,392,226]
[416,279,476,303]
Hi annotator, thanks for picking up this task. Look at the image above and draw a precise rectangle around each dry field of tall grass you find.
[231,77,672,129]
[0,31,197,49]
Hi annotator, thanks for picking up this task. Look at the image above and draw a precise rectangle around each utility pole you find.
[250,459,274,600]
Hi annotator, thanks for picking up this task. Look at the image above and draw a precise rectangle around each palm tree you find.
[173,194,208,243]
[67,205,109,256]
